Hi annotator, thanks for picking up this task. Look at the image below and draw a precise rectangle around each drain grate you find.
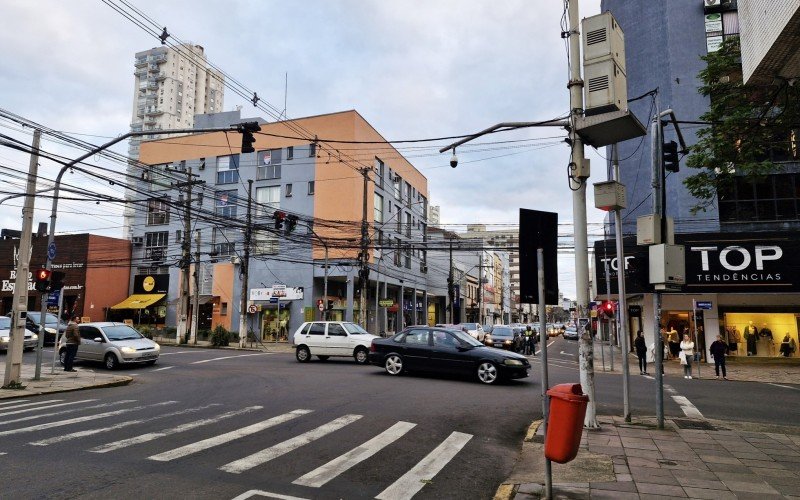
[672,418,716,431]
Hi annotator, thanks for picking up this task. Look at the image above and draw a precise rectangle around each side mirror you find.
[93,337,104,343]
[457,344,473,352]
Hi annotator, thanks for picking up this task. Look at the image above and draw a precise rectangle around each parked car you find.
[563,326,579,340]
[292,321,376,364]
[458,323,485,342]
[483,324,494,335]
[484,326,517,350]
[5,312,66,346]
[369,326,530,385]
[0,316,39,352]
[58,322,160,369]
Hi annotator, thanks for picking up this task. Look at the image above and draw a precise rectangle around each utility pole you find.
[175,167,202,345]
[567,0,599,428]
[4,130,40,387]
[190,228,201,345]
[447,240,454,324]
[238,180,253,348]
[652,97,665,429]
[612,143,631,422]
[323,245,329,321]
[358,167,371,328]
[477,252,484,325]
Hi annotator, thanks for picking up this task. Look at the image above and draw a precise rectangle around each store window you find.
[262,306,290,342]
[722,312,798,358]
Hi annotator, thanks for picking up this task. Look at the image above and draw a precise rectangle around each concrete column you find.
[399,284,404,330]
[345,275,354,322]
[423,290,429,326]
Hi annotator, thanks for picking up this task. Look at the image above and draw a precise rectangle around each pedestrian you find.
[709,334,728,380]
[679,333,695,379]
[523,326,532,355]
[634,330,647,375]
[63,314,81,372]
[668,326,680,360]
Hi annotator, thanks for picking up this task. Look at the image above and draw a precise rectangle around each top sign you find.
[250,286,304,301]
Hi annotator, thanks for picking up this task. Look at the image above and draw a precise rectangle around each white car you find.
[0,316,38,352]
[292,321,377,364]
[58,322,160,369]
[458,323,486,343]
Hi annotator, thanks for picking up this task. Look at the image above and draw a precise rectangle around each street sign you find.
[578,317,590,332]
[269,297,279,304]
[47,242,56,260]
[46,290,60,307]
[696,301,712,310]
[247,304,257,314]
[378,299,395,307]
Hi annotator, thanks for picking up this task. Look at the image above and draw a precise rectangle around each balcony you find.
[148,63,160,72]
[155,72,167,81]
[149,54,167,64]
[145,108,164,117]
[134,57,147,67]
[134,68,147,78]
[144,116,158,125]
[146,81,158,90]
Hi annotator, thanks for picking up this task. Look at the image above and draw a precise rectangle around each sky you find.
[0,0,606,299]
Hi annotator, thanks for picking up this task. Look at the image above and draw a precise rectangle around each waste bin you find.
[544,383,589,464]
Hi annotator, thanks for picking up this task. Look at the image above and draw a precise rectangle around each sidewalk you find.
[0,363,131,399]
[499,416,800,499]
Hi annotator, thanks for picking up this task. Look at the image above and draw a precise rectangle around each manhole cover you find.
[672,418,716,431]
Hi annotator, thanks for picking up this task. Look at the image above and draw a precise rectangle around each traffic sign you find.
[247,304,257,314]
[46,290,61,307]
[269,297,279,303]
[47,242,56,260]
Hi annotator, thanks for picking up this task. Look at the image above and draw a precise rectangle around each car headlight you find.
[153,344,161,351]
[504,359,524,366]
[44,327,57,334]
[504,340,512,344]
[32,334,38,340]
[121,347,137,354]
[0,336,9,342]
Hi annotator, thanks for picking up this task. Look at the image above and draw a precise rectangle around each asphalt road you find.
[2,339,797,500]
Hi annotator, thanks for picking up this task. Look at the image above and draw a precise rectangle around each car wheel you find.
[296,346,311,363]
[104,353,119,370]
[384,354,403,375]
[353,347,369,365]
[58,349,66,366]
[316,355,330,361]
[477,361,499,385]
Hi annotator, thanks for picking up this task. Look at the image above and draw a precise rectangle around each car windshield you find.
[0,317,10,329]
[492,327,513,337]
[45,313,61,324]
[451,329,483,347]
[343,323,370,335]
[103,325,143,341]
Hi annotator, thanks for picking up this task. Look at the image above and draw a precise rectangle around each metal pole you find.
[478,252,483,326]
[191,229,200,345]
[613,143,631,422]
[5,129,40,386]
[50,288,64,374]
[323,245,329,321]
[359,168,369,328]
[238,180,253,348]
[603,256,613,372]
[538,248,552,499]
[651,93,665,429]
[375,257,380,334]
[692,299,700,378]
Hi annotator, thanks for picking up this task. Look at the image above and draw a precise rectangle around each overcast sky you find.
[0,0,606,299]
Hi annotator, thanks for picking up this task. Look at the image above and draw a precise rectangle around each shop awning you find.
[110,293,166,310]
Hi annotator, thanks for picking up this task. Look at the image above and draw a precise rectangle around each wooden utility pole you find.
[175,168,203,345]
[238,180,253,348]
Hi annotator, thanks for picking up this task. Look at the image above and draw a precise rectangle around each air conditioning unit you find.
[230,256,241,265]
[131,236,143,246]
[584,59,628,116]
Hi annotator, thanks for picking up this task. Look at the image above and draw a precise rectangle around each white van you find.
[292,321,377,364]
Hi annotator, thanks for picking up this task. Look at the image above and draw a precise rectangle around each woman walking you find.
[680,333,695,379]
[634,331,648,375]
[709,334,728,380]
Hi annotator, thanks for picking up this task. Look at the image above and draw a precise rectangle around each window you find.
[255,186,280,217]
[287,146,294,160]
[286,183,293,197]
[221,302,228,316]
[146,198,169,225]
[405,181,412,206]
[309,143,317,157]
[148,164,171,191]
[175,230,182,244]
[256,149,282,180]
[252,230,278,255]
[396,207,402,232]
[403,329,429,345]
[216,155,239,184]
[215,190,238,218]
[393,174,401,199]
[405,212,412,237]
[420,195,428,219]
[433,331,458,348]
[308,181,315,195]
[309,322,326,335]
[375,157,384,188]
[373,193,384,223]
[145,231,168,259]
[405,245,411,269]
[199,157,206,170]
[328,323,347,336]
[719,173,800,223]
[214,241,235,256]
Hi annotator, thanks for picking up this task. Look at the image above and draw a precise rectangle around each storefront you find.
[250,286,304,342]
[109,274,169,326]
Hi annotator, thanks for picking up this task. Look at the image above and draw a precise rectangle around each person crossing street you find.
[63,314,81,372]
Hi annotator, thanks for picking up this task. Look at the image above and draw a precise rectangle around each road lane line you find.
[376,431,473,500]
[0,401,176,437]
[90,405,263,453]
[30,403,221,446]
[559,351,576,357]
[152,366,174,372]
[671,395,704,419]
[0,399,64,413]
[293,421,416,487]
[0,399,96,417]
[231,490,309,500]
[0,400,136,426]
[221,414,362,474]
[767,383,799,391]
[149,409,311,462]
[158,351,199,356]
[0,400,30,407]
[191,353,267,364]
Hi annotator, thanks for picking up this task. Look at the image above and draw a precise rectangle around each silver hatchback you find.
[59,322,160,370]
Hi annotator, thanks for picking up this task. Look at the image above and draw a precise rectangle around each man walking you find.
[709,334,728,380]
[634,330,648,375]
[63,315,81,372]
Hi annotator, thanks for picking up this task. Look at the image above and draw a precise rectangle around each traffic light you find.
[49,271,66,291]
[601,300,616,318]
[34,269,51,293]
[273,210,286,230]
[286,214,298,233]
[238,121,261,154]
[663,140,679,173]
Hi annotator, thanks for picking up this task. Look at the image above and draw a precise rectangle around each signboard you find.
[695,301,712,310]
[47,242,57,260]
[628,305,642,315]
[250,286,304,301]
[133,274,170,294]
[47,290,61,307]
[578,317,590,332]
[379,299,395,307]
[706,35,723,52]
[269,297,279,304]
[247,304,258,314]
[519,209,559,304]
[704,13,722,32]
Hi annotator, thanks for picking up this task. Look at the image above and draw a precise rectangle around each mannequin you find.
[760,323,774,355]
[743,321,758,355]
[780,334,796,357]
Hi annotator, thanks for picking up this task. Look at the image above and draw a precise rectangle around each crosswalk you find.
[0,397,473,499]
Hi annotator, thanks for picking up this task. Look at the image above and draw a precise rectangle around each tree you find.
[684,37,800,213]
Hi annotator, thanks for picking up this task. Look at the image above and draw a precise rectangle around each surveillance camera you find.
[450,152,458,168]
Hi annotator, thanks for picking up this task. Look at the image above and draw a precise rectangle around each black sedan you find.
[368,326,531,385]
[484,326,517,350]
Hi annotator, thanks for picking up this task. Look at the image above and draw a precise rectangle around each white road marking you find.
[30,403,221,446]
[152,366,174,372]
[559,351,576,357]
[158,351,198,356]
[90,406,263,454]
[191,353,267,364]
[293,421,416,488]
[0,399,64,413]
[0,399,96,417]
[376,431,473,500]
[149,409,311,462]
[231,490,309,500]
[0,400,29,407]
[0,452,6,455]
[0,401,175,437]
[221,414,362,474]
[643,375,655,380]
[671,395,704,419]
[0,400,136,426]
[767,383,799,391]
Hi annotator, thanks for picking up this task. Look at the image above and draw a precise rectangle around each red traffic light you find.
[35,269,51,281]
[601,300,616,318]
[34,268,51,293]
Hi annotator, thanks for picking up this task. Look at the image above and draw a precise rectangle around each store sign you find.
[250,286,304,301]
[704,13,723,32]
[695,301,712,310]
[133,274,169,294]
[706,35,723,52]
[379,299,395,307]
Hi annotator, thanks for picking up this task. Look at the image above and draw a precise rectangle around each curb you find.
[0,376,133,400]
[494,483,517,500]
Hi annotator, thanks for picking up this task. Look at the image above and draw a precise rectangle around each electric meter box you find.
[593,181,626,211]
[636,214,674,245]
[584,59,628,116]
[649,244,686,286]
[582,12,626,74]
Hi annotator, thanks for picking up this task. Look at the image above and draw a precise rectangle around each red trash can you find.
[544,383,589,464]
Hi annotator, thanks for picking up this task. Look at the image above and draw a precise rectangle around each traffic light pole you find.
[612,143,631,422]
[50,288,64,374]
[238,180,253,348]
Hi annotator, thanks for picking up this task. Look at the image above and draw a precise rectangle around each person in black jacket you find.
[634,331,648,375]
[709,334,729,380]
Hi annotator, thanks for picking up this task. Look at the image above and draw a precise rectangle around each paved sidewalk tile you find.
[636,482,687,497]
[682,486,737,499]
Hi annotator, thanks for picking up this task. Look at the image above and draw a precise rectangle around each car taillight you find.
[370,342,376,352]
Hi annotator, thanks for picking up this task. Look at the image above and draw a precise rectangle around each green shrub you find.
[210,325,230,347]
[138,326,153,339]
[197,329,211,341]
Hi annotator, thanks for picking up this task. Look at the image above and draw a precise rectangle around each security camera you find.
[450,152,458,168]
